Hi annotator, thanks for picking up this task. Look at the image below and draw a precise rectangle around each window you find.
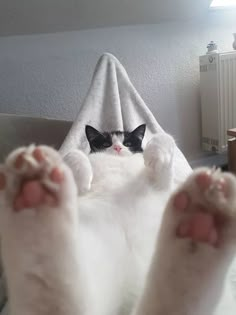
[210,0,236,8]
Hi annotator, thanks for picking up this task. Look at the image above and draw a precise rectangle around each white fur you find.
[0,135,236,315]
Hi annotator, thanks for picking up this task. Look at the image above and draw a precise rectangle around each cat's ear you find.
[85,125,103,142]
[131,124,146,140]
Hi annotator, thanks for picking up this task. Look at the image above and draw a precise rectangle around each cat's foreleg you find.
[64,149,93,195]
[143,133,175,189]
[0,145,83,315]
[134,168,236,315]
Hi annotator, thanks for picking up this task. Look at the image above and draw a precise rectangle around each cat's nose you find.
[114,145,122,153]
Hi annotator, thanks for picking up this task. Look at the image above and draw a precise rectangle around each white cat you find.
[0,129,236,315]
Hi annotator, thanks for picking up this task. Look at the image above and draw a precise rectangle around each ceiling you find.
[0,0,212,37]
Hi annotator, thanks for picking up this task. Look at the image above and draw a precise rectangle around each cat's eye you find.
[103,142,111,148]
[124,142,132,147]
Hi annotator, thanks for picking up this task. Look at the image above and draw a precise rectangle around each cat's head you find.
[85,124,146,156]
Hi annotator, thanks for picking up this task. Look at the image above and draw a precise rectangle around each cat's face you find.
[85,124,146,156]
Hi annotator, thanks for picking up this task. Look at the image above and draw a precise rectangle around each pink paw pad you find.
[177,210,219,246]
[33,148,45,162]
[196,172,212,191]
[14,178,59,211]
[50,168,64,183]
[215,178,227,193]
[14,181,44,210]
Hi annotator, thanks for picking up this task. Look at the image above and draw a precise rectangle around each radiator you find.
[200,51,236,153]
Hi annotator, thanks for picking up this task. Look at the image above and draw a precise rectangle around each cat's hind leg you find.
[134,168,236,315]
[0,145,83,315]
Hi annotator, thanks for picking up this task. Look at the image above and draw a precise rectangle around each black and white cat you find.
[0,125,236,315]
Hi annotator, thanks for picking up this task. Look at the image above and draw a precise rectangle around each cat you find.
[0,126,236,315]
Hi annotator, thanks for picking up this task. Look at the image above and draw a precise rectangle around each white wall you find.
[0,10,235,160]
[0,0,211,36]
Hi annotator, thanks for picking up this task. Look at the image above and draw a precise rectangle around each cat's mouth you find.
[113,150,122,155]
[112,149,131,157]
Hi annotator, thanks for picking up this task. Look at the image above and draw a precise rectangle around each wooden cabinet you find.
[227,128,236,174]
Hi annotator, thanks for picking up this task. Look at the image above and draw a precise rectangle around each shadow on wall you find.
[0,114,72,162]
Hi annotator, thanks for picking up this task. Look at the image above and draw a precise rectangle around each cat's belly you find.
[79,151,172,267]
[80,152,169,253]
[78,191,170,315]
[77,153,172,314]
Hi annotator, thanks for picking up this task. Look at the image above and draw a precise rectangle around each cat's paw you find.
[0,146,80,315]
[0,145,76,212]
[137,169,236,315]
[171,168,236,247]
[144,133,175,172]
[143,133,175,188]
[145,168,236,315]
